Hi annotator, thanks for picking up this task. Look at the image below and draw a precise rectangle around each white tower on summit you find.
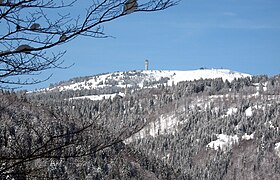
[145,59,149,71]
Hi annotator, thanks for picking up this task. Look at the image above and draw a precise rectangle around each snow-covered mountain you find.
[38,69,251,94]
[23,68,280,179]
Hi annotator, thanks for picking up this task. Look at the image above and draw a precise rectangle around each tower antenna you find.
[145,59,149,71]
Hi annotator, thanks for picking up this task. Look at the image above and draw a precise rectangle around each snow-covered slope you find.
[37,69,251,93]
[69,92,125,101]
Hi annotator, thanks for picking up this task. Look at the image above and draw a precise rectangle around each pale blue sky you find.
[29,0,280,89]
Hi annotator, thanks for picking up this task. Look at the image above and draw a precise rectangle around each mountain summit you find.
[41,69,251,93]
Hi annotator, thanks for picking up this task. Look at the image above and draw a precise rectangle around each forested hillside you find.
[1,72,280,179]
[0,91,175,179]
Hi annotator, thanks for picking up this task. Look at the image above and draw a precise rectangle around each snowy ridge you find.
[36,69,251,93]
[142,69,250,86]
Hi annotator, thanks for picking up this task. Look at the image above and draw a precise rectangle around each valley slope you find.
[2,69,279,179]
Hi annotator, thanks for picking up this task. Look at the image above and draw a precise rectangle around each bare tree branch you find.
[0,0,178,88]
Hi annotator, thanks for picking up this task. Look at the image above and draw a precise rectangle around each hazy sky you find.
[27,0,280,90]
